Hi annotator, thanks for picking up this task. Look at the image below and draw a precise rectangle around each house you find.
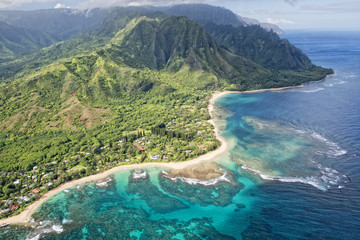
[0,209,10,215]
[134,144,145,151]
[185,150,192,153]
[11,205,19,211]
[46,182,53,186]
[32,188,40,194]
[28,193,36,198]
[19,196,30,202]
[33,166,38,171]
[13,180,20,185]
[4,200,13,207]
[199,145,206,149]
[151,155,160,160]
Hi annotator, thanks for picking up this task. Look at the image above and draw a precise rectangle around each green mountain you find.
[202,22,311,70]
[107,16,270,84]
[0,21,56,60]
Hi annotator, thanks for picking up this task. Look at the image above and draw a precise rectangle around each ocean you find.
[1,31,359,240]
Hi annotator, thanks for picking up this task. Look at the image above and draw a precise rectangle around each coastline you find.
[0,73,334,226]
[0,91,229,226]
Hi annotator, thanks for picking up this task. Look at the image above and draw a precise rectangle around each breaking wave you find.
[310,132,347,157]
[300,87,325,93]
[132,170,148,180]
[25,220,63,240]
[288,126,347,158]
[161,170,232,186]
[241,165,350,191]
[95,177,113,188]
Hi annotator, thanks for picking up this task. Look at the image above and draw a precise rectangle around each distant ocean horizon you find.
[1,31,360,240]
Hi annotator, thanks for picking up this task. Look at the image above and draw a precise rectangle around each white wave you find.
[311,132,347,157]
[95,177,113,188]
[26,221,64,240]
[241,165,348,192]
[336,80,347,84]
[300,88,324,93]
[95,182,108,188]
[282,126,347,158]
[52,225,63,234]
[132,170,147,180]
[162,170,232,186]
[26,234,40,240]
[62,219,73,224]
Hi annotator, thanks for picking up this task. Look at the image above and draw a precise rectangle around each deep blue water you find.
[1,31,359,240]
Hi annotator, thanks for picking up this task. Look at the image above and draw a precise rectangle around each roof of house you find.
[32,188,40,193]
[11,205,19,211]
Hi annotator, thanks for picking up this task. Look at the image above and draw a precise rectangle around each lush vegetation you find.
[0,6,333,218]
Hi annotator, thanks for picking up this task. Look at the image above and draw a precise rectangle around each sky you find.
[0,0,359,30]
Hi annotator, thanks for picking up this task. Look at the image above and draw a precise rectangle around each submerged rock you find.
[126,170,188,213]
[160,162,243,206]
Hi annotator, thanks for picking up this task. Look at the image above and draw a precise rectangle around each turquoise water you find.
[1,31,360,239]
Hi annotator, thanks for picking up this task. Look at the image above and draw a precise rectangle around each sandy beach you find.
[0,74,334,226]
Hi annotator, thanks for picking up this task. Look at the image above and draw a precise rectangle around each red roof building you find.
[11,205,19,211]
[32,188,40,194]
[199,145,206,149]
[134,143,145,151]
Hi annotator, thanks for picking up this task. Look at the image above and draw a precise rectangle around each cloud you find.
[0,0,54,9]
[284,0,299,6]
[76,0,220,9]
[237,9,289,15]
[266,18,294,24]
[301,1,360,13]
[54,3,70,8]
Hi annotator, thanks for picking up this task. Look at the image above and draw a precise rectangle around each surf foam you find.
[241,165,349,191]
[132,170,148,180]
[162,170,232,186]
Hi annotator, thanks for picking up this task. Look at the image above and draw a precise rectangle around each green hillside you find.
[0,21,56,61]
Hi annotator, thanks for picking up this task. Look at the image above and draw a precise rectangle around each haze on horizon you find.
[0,0,359,31]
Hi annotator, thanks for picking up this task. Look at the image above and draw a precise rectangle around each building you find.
[32,188,40,194]
[11,205,19,211]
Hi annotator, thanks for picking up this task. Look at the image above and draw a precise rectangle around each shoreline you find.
[0,92,229,226]
[0,74,333,225]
